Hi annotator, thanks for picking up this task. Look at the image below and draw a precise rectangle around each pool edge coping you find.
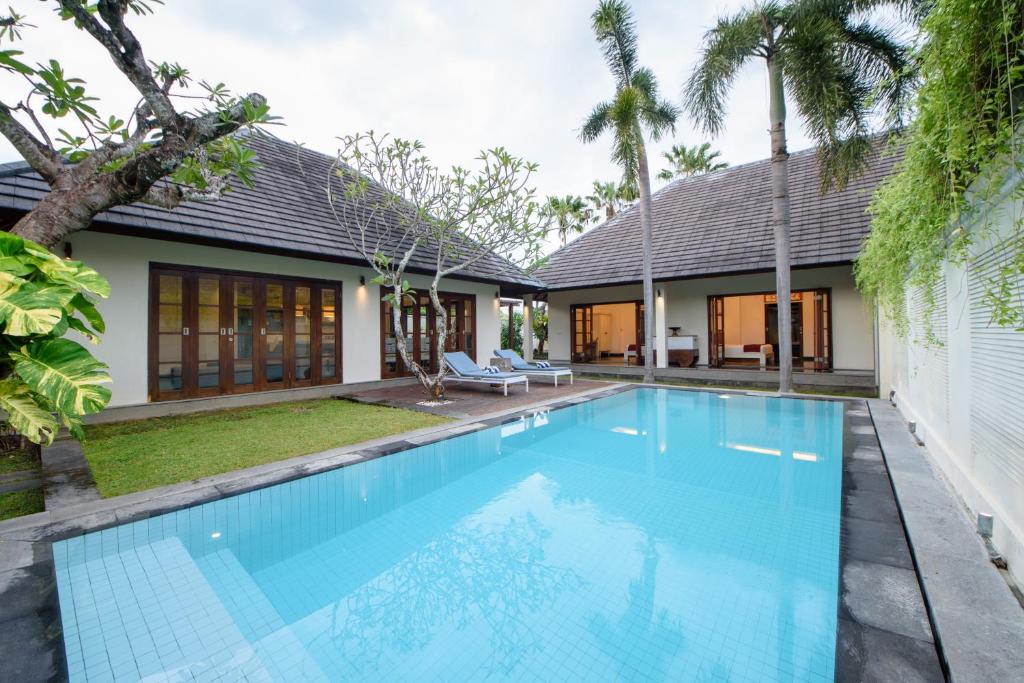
[1,382,943,682]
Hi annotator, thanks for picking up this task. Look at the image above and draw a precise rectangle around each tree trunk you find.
[636,138,657,384]
[767,57,793,393]
[10,181,111,249]
[389,282,445,400]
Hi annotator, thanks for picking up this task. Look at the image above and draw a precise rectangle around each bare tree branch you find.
[0,100,62,182]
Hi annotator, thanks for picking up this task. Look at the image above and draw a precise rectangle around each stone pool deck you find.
[869,399,1024,682]
[0,384,1017,681]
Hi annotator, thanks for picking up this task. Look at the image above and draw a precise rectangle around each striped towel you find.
[536,361,551,368]
[483,365,501,374]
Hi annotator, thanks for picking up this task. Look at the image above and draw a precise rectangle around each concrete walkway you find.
[870,399,1024,682]
[40,440,100,510]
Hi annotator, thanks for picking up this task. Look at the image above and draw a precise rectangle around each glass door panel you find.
[196,277,221,393]
[263,283,285,387]
[156,274,186,397]
[294,286,312,383]
[418,299,433,372]
[232,281,255,389]
[320,288,338,381]
[380,297,400,378]
[462,299,474,359]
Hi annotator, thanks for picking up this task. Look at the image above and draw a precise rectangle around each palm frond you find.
[837,19,914,123]
[579,101,614,143]
[684,10,765,135]
[631,67,679,140]
[783,14,872,190]
[591,0,639,86]
[783,4,910,190]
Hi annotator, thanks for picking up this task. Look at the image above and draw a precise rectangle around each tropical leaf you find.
[11,338,112,416]
[66,316,100,344]
[59,412,86,442]
[70,293,105,334]
[0,256,34,277]
[20,242,111,297]
[0,379,59,445]
[0,231,26,257]
[0,278,67,336]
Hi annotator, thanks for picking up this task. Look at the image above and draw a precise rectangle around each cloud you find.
[1,0,816,248]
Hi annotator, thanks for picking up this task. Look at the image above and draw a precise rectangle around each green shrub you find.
[0,232,111,443]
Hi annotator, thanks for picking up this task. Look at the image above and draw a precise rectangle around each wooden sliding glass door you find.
[149,266,342,402]
[380,290,475,379]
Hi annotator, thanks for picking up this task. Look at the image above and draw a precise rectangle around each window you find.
[149,266,342,401]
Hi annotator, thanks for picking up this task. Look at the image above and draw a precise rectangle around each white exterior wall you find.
[547,265,874,370]
[71,231,502,408]
[879,170,1024,586]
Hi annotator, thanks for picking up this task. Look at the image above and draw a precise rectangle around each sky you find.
[1,0,816,246]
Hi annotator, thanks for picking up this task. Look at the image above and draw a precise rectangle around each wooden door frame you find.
[148,267,194,402]
[707,295,725,368]
[148,264,343,402]
[379,288,476,378]
[704,288,833,371]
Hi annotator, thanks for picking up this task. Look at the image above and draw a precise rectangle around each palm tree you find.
[586,179,637,222]
[581,0,678,384]
[684,0,910,392]
[657,142,727,180]
[546,195,593,245]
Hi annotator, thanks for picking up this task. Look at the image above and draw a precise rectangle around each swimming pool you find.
[54,387,844,681]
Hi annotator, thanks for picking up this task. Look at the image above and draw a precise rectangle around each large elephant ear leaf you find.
[70,294,106,334]
[0,379,59,445]
[11,338,112,417]
[20,242,111,298]
[0,231,26,257]
[0,278,66,336]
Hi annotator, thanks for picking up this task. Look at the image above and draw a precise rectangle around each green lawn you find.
[0,448,39,475]
[83,399,450,498]
[0,488,44,521]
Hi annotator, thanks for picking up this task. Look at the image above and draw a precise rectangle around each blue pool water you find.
[54,388,844,682]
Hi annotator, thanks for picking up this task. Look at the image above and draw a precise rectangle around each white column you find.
[655,286,668,369]
[522,294,534,361]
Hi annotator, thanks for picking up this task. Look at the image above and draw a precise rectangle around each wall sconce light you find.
[359,275,366,287]
[63,241,73,260]
[656,289,662,298]
[495,290,500,300]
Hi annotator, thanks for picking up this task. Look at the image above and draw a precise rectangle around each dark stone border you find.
[0,383,944,681]
[835,401,945,681]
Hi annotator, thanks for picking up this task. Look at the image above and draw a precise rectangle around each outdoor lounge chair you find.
[494,349,573,387]
[442,351,528,396]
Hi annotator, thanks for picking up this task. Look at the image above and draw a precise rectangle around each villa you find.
[0,135,543,416]
[1,138,898,414]
[3,137,1022,683]
[534,144,899,394]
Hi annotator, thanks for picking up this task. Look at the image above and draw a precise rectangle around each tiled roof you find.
[0,134,542,291]
[534,142,901,290]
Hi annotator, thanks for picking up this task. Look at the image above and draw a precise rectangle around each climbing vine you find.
[856,0,1024,334]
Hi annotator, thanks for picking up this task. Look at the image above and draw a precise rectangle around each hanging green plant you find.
[856,0,1024,335]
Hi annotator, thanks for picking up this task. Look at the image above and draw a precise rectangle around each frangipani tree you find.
[581,0,678,384]
[658,142,727,180]
[0,1,274,249]
[684,0,910,392]
[326,132,550,399]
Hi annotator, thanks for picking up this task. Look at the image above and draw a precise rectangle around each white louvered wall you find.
[906,278,950,430]
[881,170,1024,586]
[968,238,1024,523]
